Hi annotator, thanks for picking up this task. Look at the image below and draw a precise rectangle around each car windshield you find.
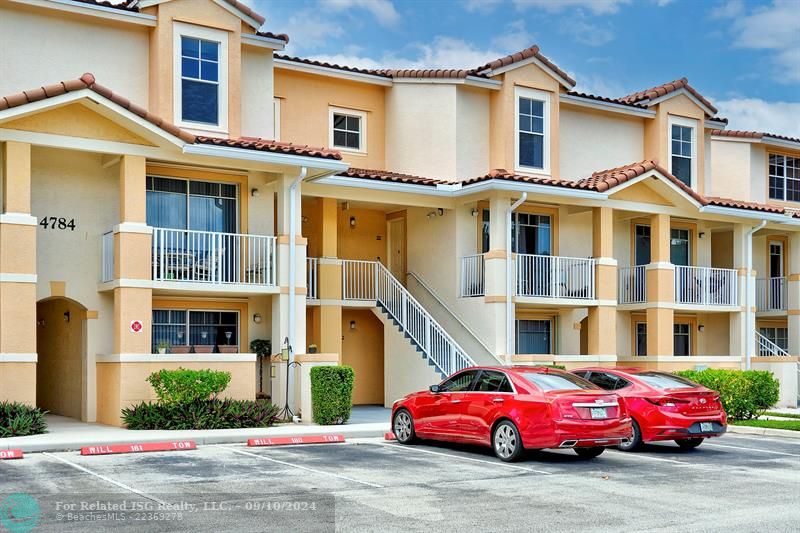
[521,372,597,391]
[635,372,698,389]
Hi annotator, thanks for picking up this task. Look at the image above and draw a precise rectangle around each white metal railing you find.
[674,265,737,306]
[516,254,596,299]
[756,330,790,357]
[375,262,475,376]
[618,265,646,304]
[151,228,276,285]
[756,277,787,311]
[101,231,114,283]
[460,254,486,297]
[307,258,319,300]
[342,259,377,300]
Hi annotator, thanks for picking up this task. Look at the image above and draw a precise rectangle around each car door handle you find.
[451,399,462,404]
[492,398,504,403]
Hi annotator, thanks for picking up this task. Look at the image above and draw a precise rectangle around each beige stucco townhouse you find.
[0,0,797,427]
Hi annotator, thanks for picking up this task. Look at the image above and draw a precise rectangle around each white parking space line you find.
[702,443,800,457]
[375,442,551,474]
[604,450,702,466]
[215,445,384,488]
[42,453,166,506]
[723,435,800,446]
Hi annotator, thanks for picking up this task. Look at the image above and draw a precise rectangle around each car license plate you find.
[590,408,607,419]
[700,422,714,432]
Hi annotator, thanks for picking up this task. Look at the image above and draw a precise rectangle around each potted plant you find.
[218,331,237,353]
[308,343,318,354]
[171,344,191,354]
[194,331,214,353]
[250,339,271,399]
[156,340,170,355]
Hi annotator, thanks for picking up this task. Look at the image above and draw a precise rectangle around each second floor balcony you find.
[619,264,738,307]
[756,277,787,312]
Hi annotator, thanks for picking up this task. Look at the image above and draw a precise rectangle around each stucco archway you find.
[36,297,87,419]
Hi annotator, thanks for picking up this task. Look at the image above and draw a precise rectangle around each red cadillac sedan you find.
[570,367,727,450]
[391,366,632,462]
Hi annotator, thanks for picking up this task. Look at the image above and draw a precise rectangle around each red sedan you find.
[570,368,727,450]
[391,366,632,462]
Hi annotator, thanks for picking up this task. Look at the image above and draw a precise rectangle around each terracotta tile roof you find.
[707,116,728,124]
[196,136,342,160]
[274,54,391,78]
[0,74,344,161]
[255,31,289,43]
[0,73,196,143]
[704,196,785,214]
[462,169,588,189]
[710,129,800,145]
[72,0,139,12]
[565,90,650,110]
[220,0,265,26]
[381,69,486,79]
[578,160,705,205]
[473,45,576,86]
[341,168,444,185]
[619,77,718,115]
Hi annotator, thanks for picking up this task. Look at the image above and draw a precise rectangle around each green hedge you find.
[1,402,48,438]
[675,368,779,420]
[310,365,354,425]
[122,399,279,430]
[147,368,231,404]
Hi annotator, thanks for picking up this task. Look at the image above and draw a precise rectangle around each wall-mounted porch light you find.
[350,320,356,330]
[349,216,356,228]
[253,313,262,324]
[698,324,705,332]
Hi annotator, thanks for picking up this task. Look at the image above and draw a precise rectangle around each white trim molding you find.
[560,93,656,119]
[11,0,157,26]
[96,353,257,363]
[328,106,368,155]
[0,353,37,363]
[0,273,37,283]
[241,33,286,51]
[113,222,152,234]
[0,213,37,226]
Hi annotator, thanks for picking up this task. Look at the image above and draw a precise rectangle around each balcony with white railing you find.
[618,265,646,305]
[516,254,596,300]
[307,257,319,300]
[100,227,278,291]
[674,265,738,307]
[342,259,377,301]
[459,254,485,297]
[756,277,787,312]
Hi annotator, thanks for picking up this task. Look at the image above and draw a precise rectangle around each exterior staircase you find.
[343,260,475,378]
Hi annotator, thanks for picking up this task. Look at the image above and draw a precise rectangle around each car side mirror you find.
[429,384,441,393]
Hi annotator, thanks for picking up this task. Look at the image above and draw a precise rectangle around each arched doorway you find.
[36,297,87,419]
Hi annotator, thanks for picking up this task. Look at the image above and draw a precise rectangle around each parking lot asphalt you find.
[1,434,798,532]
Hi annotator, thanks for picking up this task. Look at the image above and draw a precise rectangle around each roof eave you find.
[477,55,575,90]
[14,0,157,25]
[241,33,286,51]
[560,93,656,119]
[182,143,350,174]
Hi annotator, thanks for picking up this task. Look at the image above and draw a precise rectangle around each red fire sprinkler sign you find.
[130,320,143,333]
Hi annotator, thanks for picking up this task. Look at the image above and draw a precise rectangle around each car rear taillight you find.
[645,397,691,407]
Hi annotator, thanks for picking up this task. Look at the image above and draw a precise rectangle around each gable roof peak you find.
[473,44,576,87]
[620,77,717,115]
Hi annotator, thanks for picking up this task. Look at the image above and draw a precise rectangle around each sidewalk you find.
[1,409,392,453]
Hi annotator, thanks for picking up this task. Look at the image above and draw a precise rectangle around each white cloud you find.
[572,73,631,98]
[715,98,800,138]
[281,10,345,52]
[463,0,503,12]
[490,20,533,52]
[559,18,614,47]
[655,0,675,6]
[324,0,400,27]
[512,0,631,15]
[712,0,800,82]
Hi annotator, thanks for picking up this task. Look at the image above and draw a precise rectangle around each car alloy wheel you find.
[617,418,643,452]
[492,421,523,462]
[393,409,416,444]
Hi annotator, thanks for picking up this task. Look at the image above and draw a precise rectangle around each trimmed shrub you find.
[122,399,280,430]
[147,368,231,404]
[1,402,48,438]
[675,368,779,420]
[310,365,355,425]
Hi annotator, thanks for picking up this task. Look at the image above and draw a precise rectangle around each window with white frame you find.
[174,22,228,132]
[152,309,239,352]
[329,107,366,153]
[669,116,695,187]
[768,154,800,202]
[515,87,550,173]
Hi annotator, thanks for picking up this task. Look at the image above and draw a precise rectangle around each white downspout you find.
[505,193,527,365]
[287,166,307,406]
[745,219,767,370]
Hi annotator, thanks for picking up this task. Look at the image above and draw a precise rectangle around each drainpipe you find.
[505,193,527,365]
[287,166,307,406]
[745,219,767,370]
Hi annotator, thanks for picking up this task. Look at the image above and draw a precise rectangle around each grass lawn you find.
[732,419,800,431]
[763,411,800,420]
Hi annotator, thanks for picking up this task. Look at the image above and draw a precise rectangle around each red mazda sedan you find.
[391,366,632,462]
[570,368,727,450]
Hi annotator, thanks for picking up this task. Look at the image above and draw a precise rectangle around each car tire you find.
[676,437,704,450]
[617,418,643,452]
[492,420,524,462]
[392,409,417,444]
[574,447,605,459]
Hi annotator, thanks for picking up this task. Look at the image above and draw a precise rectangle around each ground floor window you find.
[759,327,788,351]
[516,319,552,354]
[635,322,647,356]
[152,309,239,352]
[674,323,691,356]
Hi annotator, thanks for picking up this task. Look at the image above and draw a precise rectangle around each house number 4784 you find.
[39,217,76,231]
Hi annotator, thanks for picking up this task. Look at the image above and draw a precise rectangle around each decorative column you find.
[0,141,37,404]
[112,155,152,356]
[729,224,748,360]
[646,213,674,356]
[587,207,617,357]
[317,197,342,358]
[482,192,513,361]
[788,232,800,358]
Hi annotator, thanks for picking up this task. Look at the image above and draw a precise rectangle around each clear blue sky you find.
[253,0,799,136]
